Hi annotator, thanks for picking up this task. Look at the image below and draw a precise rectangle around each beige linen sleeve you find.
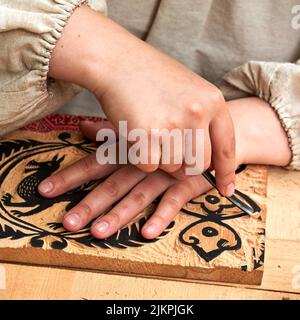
[221,60,300,170]
[0,0,107,136]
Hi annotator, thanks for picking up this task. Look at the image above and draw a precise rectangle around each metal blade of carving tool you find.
[202,171,261,216]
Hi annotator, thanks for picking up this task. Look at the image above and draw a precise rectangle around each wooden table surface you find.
[0,167,299,300]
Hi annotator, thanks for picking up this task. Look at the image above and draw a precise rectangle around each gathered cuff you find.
[221,61,300,170]
[268,96,300,170]
[38,0,107,89]
[38,0,87,89]
[0,0,107,136]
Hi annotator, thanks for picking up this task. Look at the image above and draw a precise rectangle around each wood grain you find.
[0,168,299,300]
[0,262,298,300]
[0,123,268,285]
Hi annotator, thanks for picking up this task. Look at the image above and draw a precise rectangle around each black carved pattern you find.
[0,133,173,250]
[179,193,265,267]
[68,218,175,250]
[0,131,264,269]
[0,139,41,159]
[0,224,31,240]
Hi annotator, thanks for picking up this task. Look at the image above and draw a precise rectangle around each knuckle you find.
[102,178,119,198]
[166,195,181,211]
[152,214,168,228]
[214,138,235,161]
[54,174,68,190]
[79,156,94,173]
[227,133,236,148]
[208,87,225,108]
[166,118,179,130]
[78,202,93,217]
[218,146,235,160]
[107,210,121,228]
[129,189,147,207]
[221,148,233,160]
[175,184,192,201]
[198,88,225,115]
[186,102,205,119]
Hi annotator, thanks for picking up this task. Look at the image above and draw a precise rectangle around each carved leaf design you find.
[0,139,41,160]
[0,134,175,251]
[70,217,175,249]
[0,224,30,240]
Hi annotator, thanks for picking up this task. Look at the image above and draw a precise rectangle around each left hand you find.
[38,120,212,239]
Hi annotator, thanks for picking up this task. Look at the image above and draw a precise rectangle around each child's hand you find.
[39,97,291,239]
[38,120,213,239]
[49,5,236,197]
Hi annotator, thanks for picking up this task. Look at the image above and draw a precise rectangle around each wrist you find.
[227,97,292,167]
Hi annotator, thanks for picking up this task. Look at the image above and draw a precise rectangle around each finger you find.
[127,127,161,173]
[63,165,147,231]
[169,129,211,180]
[80,120,117,142]
[159,129,184,173]
[210,109,236,197]
[142,174,212,239]
[91,171,175,239]
[132,135,161,173]
[38,153,119,198]
[184,125,211,175]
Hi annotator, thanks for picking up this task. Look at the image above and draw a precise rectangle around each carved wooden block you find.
[0,115,267,285]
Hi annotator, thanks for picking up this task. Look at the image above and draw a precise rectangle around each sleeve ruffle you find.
[221,60,300,170]
[0,0,107,136]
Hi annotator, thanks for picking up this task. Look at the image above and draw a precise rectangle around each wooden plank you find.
[163,238,300,294]
[1,236,300,299]
[0,115,268,285]
[0,263,299,300]
[261,239,300,293]
[266,168,300,241]
[1,167,299,300]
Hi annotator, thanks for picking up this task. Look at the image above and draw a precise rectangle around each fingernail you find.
[144,223,157,236]
[65,213,81,228]
[225,183,235,197]
[39,181,54,193]
[94,221,109,233]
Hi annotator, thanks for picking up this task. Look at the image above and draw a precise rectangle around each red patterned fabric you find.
[22,114,104,132]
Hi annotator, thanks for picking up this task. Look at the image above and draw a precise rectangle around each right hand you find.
[49,5,236,197]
